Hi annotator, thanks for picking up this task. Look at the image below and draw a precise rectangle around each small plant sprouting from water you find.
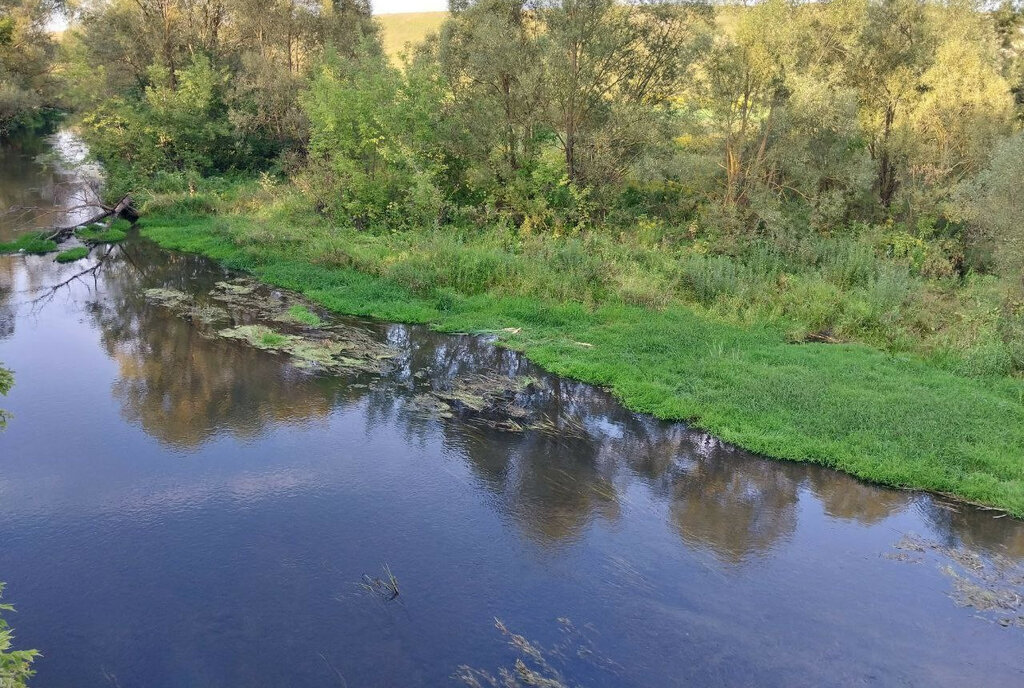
[0,583,39,688]
[288,304,323,327]
[360,564,400,601]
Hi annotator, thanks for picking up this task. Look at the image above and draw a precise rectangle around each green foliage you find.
[0,232,57,255]
[55,246,89,263]
[0,0,57,135]
[66,0,379,171]
[287,305,323,327]
[78,220,130,244]
[81,56,235,177]
[300,45,447,230]
[0,583,38,686]
[140,206,1024,515]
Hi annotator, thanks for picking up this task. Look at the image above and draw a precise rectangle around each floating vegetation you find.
[360,564,400,601]
[456,618,620,688]
[213,280,256,296]
[889,534,1024,628]
[148,277,399,374]
[420,373,549,432]
[55,246,89,263]
[144,288,190,309]
[143,288,230,327]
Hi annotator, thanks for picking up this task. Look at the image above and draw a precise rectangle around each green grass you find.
[287,304,323,327]
[259,331,289,347]
[0,232,57,255]
[137,206,1024,516]
[377,12,448,60]
[55,246,89,263]
[77,219,130,243]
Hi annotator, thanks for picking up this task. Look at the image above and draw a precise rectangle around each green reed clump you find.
[0,232,57,255]
[55,246,88,262]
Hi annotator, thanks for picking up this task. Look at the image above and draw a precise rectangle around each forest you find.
[3,0,1024,512]
[3,0,1023,370]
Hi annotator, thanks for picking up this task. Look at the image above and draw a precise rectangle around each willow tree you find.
[0,0,57,133]
[439,0,546,188]
[537,0,711,187]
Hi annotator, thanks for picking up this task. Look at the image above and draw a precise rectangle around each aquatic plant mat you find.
[888,534,1024,628]
[144,277,561,434]
[145,278,398,375]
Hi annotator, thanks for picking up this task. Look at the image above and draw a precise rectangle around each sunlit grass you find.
[138,199,1024,516]
[287,304,323,327]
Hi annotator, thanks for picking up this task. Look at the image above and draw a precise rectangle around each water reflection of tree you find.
[920,501,1024,559]
[26,238,1020,565]
[364,329,804,556]
[0,258,15,340]
[86,246,342,448]
[805,471,905,525]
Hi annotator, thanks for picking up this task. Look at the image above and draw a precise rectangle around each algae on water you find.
[144,288,230,326]
[145,277,398,374]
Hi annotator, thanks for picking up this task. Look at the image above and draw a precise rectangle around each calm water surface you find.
[1,134,1023,687]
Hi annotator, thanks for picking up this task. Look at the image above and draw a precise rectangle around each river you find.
[1,132,1022,687]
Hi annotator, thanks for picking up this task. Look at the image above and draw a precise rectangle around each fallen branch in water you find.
[45,194,139,243]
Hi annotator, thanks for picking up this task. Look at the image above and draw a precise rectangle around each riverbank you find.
[128,185,1024,516]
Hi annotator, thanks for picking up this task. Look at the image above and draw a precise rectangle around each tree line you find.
[2,0,1024,368]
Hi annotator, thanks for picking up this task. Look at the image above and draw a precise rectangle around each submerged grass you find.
[136,199,1024,516]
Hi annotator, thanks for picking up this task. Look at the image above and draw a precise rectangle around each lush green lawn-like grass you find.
[138,209,1024,516]
[55,246,88,262]
[78,219,130,243]
[0,232,57,255]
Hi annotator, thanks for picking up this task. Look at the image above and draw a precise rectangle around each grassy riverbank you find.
[132,185,1024,516]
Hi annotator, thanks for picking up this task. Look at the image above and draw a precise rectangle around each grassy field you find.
[377,12,448,60]
[130,184,1024,516]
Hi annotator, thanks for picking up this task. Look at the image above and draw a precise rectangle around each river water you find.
[1,133,1022,687]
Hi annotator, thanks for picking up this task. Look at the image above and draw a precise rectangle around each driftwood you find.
[46,194,139,243]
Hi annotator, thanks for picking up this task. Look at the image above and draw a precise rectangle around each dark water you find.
[1,136,1023,688]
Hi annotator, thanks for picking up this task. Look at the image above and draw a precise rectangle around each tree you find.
[65,0,380,169]
[0,0,58,133]
[955,132,1024,369]
[537,0,711,187]
[438,0,546,188]
[300,44,447,229]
